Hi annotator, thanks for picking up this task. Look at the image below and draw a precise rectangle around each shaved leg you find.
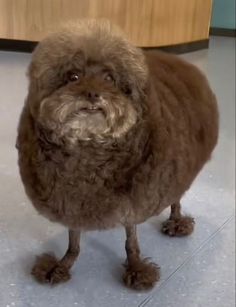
[32,229,80,284]
[60,230,80,269]
[170,202,182,219]
[162,202,195,237]
[125,225,140,264]
[123,225,160,290]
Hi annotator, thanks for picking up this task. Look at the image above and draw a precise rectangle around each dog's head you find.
[27,20,149,144]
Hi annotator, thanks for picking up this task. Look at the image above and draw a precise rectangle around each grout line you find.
[137,214,234,307]
[137,296,150,307]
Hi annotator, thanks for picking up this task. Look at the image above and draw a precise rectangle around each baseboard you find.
[0,39,37,53]
[210,27,236,37]
[0,38,209,54]
[143,39,209,54]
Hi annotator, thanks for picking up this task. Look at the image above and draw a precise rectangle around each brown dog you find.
[17,20,218,290]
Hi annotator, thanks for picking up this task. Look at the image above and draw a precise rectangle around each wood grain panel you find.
[0,0,213,47]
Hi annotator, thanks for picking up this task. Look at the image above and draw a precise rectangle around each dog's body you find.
[17,20,218,289]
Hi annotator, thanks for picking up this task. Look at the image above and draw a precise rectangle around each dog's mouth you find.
[75,105,106,117]
[79,106,103,113]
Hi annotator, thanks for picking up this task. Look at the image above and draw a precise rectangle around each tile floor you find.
[0,36,235,307]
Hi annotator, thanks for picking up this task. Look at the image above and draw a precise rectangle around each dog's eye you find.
[67,71,81,82]
[104,73,114,83]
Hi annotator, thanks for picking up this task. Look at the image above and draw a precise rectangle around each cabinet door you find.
[0,0,213,47]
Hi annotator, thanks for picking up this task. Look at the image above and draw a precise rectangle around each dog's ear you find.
[126,48,150,103]
[143,74,162,124]
[145,74,155,99]
[25,69,44,120]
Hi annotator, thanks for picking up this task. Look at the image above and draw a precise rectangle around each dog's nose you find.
[83,90,100,102]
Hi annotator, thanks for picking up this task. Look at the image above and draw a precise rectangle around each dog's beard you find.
[38,93,138,144]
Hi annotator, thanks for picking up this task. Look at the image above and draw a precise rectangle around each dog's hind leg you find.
[162,202,195,237]
[31,229,80,284]
[123,225,160,290]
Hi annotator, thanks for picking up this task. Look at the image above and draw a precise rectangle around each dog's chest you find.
[23,148,131,228]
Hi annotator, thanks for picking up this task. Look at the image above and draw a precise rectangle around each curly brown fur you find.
[162,202,195,236]
[31,254,71,284]
[123,259,160,290]
[31,229,80,284]
[162,216,195,237]
[17,20,219,290]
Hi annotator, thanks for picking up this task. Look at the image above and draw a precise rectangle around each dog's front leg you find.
[32,229,80,284]
[123,225,160,290]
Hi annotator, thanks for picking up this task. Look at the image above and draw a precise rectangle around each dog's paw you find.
[31,254,71,284]
[162,216,195,237]
[123,259,160,290]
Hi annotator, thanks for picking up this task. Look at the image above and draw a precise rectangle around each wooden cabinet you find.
[0,0,213,47]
